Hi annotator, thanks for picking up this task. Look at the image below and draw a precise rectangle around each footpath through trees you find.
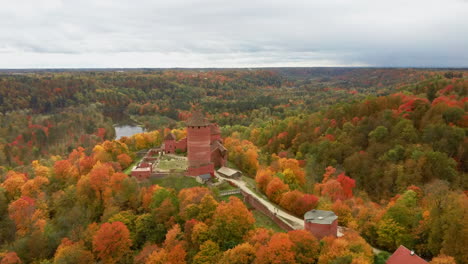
[214,171,386,255]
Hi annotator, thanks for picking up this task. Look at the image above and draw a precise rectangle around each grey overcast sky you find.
[1,0,467,68]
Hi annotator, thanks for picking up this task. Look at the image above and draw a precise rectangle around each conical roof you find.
[164,133,176,140]
[186,111,210,126]
[304,209,338,224]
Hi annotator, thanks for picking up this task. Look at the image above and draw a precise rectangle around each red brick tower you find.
[186,111,214,176]
[164,133,176,153]
[210,123,221,143]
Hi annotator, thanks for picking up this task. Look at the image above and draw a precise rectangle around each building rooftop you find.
[164,133,176,140]
[217,167,240,177]
[186,111,210,126]
[386,245,428,264]
[211,140,227,153]
[132,166,152,172]
[197,173,212,180]
[304,209,338,225]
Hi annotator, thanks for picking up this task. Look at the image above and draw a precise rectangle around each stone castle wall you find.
[240,189,295,232]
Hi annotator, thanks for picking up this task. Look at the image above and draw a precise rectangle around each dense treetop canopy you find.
[0,68,466,263]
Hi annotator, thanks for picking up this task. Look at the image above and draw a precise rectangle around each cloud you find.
[0,0,467,68]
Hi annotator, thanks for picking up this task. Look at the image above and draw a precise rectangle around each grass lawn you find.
[219,193,244,202]
[226,160,239,170]
[156,156,187,172]
[242,175,256,189]
[252,209,285,233]
[241,176,267,198]
[150,174,202,191]
[215,181,239,191]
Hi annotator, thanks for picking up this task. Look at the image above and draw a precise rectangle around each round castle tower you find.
[186,111,214,176]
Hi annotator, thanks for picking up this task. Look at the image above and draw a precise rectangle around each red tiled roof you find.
[386,246,428,264]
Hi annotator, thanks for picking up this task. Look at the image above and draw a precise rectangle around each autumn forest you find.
[0,68,466,264]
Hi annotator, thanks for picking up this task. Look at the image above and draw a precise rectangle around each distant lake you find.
[106,111,145,139]
[114,125,145,140]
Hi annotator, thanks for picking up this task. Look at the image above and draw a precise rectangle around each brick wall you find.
[304,219,338,239]
[187,163,214,177]
[131,171,151,180]
[175,138,187,152]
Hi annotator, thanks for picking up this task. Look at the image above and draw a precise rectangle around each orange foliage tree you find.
[430,254,457,264]
[337,173,356,199]
[92,222,132,264]
[318,231,373,264]
[8,196,45,236]
[210,196,255,249]
[133,244,158,264]
[192,240,220,264]
[67,147,96,175]
[163,224,183,251]
[53,159,79,182]
[117,153,133,169]
[0,252,22,264]
[320,180,345,201]
[255,155,314,217]
[178,187,218,222]
[20,176,49,198]
[245,228,273,249]
[31,160,49,178]
[224,135,259,176]
[53,238,94,264]
[140,185,163,210]
[255,233,297,264]
[280,190,318,216]
[1,171,27,200]
[145,243,187,264]
[265,177,289,204]
[255,168,273,193]
[167,244,187,264]
[288,229,320,264]
[218,242,256,264]
[274,155,306,188]
[88,162,115,202]
[315,167,356,201]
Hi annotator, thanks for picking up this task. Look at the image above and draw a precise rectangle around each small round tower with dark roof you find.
[304,209,338,239]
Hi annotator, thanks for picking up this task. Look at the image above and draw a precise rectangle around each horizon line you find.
[1,66,468,71]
